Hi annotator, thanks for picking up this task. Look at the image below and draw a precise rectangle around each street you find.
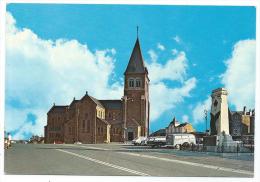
[4,143,254,177]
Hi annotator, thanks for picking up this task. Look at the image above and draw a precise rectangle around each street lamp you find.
[204,109,208,134]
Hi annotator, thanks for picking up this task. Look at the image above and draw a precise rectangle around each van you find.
[132,136,147,146]
[166,133,196,148]
[147,136,166,148]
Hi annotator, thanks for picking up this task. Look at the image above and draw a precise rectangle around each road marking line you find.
[55,149,150,176]
[63,144,110,151]
[117,152,253,176]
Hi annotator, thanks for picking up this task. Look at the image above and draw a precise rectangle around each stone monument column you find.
[204,88,240,152]
[210,88,230,135]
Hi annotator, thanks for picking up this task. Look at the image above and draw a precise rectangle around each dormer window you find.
[129,78,135,88]
[136,78,141,87]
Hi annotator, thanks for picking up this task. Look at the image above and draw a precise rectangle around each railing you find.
[180,141,254,153]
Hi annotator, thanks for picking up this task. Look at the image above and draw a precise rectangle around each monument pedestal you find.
[204,134,240,152]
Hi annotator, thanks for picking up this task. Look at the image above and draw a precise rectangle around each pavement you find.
[4,143,254,177]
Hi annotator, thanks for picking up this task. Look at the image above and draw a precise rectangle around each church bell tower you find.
[122,34,150,141]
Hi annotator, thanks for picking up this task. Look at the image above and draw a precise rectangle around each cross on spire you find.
[137,26,139,38]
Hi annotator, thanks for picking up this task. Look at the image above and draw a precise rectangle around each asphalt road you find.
[4,143,254,177]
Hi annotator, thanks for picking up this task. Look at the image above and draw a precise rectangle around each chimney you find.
[86,91,88,95]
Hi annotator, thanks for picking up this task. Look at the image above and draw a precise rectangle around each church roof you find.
[69,98,79,106]
[80,91,105,109]
[89,96,105,109]
[48,105,67,114]
[99,100,122,110]
[124,38,146,74]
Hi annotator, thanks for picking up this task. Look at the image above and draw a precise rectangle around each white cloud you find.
[5,12,123,139]
[171,49,178,55]
[149,78,197,121]
[221,39,256,110]
[192,96,211,124]
[173,35,181,43]
[192,39,256,125]
[146,47,197,122]
[182,115,189,123]
[157,43,165,51]
[5,12,197,138]
[148,49,158,63]
[147,51,188,83]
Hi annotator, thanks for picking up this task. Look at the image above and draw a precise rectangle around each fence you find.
[180,140,254,153]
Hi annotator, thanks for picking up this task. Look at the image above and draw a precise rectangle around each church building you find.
[44,37,150,144]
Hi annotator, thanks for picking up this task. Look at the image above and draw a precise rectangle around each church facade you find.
[44,38,150,144]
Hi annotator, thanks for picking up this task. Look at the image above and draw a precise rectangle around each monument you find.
[204,88,238,152]
[210,88,230,135]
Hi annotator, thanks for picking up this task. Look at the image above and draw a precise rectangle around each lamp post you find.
[204,109,208,134]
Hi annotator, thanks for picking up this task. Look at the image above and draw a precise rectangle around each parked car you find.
[74,141,82,144]
[132,136,147,146]
[166,133,196,149]
[147,136,166,148]
[140,138,148,146]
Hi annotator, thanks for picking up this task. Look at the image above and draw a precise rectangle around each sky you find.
[5,4,256,139]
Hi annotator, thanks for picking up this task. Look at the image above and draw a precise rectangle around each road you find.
[4,143,254,177]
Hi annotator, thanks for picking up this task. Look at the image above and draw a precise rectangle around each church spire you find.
[124,31,146,75]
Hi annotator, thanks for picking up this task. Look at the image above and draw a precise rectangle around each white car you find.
[132,136,147,146]
[74,141,82,144]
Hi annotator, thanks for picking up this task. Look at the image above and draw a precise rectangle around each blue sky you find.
[5,4,256,139]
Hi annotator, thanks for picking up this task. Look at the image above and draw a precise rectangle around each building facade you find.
[165,117,195,135]
[44,37,150,144]
[229,106,255,137]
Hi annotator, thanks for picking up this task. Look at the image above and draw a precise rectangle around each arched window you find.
[136,78,141,87]
[129,78,135,87]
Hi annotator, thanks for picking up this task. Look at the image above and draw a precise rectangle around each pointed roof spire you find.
[124,30,146,74]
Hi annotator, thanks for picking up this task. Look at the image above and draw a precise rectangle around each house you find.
[166,117,195,135]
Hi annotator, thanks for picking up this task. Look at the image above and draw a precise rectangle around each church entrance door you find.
[128,132,134,141]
